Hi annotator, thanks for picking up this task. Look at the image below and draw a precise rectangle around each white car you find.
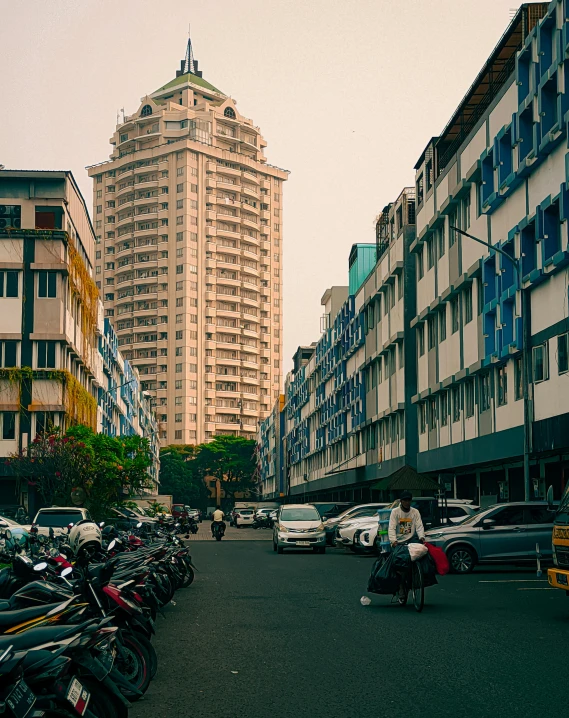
[235,509,255,527]
[334,515,379,550]
[273,504,326,554]
[23,507,92,537]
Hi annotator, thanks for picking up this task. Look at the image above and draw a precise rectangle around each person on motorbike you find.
[211,505,226,537]
[388,491,425,604]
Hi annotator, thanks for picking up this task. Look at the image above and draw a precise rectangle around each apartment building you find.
[257,393,285,500]
[408,0,569,503]
[269,189,417,502]
[0,169,158,510]
[88,38,288,446]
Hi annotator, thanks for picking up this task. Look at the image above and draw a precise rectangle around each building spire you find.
[176,26,202,78]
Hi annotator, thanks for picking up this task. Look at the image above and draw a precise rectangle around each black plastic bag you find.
[367,554,399,595]
[391,544,411,570]
[419,554,438,587]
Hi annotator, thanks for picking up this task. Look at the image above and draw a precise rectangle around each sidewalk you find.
[183,524,272,541]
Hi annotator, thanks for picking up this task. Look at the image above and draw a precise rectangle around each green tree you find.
[9,425,153,521]
[158,444,207,507]
[193,435,257,500]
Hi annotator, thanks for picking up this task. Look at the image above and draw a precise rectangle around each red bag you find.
[424,542,449,575]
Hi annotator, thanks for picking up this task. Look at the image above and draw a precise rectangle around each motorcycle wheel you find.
[135,631,158,680]
[115,633,152,700]
[180,564,195,588]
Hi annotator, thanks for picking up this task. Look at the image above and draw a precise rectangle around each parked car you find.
[187,508,201,522]
[323,503,389,545]
[23,507,92,536]
[356,500,480,553]
[310,502,354,522]
[255,507,275,519]
[107,507,157,533]
[235,509,256,527]
[334,515,380,550]
[424,501,557,573]
[273,504,326,554]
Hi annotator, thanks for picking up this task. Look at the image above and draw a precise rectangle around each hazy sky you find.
[1,0,521,372]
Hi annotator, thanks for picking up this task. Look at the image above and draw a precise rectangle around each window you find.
[177,167,184,176]
[398,274,404,300]
[558,333,569,374]
[141,104,153,117]
[497,365,508,406]
[416,173,424,206]
[37,341,56,369]
[439,306,447,342]
[427,236,435,269]
[417,324,425,356]
[176,199,183,209]
[38,271,57,298]
[451,296,460,333]
[465,380,475,418]
[449,209,458,247]
[0,271,19,298]
[452,386,461,422]
[533,342,549,383]
[491,506,525,527]
[428,398,437,429]
[224,107,236,119]
[440,392,448,426]
[462,193,471,231]
[427,315,437,350]
[464,286,473,324]
[438,225,445,258]
[419,403,427,434]
[417,245,424,280]
[479,372,492,413]
[1,412,16,440]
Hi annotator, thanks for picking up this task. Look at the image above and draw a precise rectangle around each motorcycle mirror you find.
[33,562,48,571]
[4,529,11,541]
[136,522,142,528]
[99,521,105,528]
[175,522,181,527]
[67,523,74,530]
[61,566,73,578]
[547,484,555,511]
[108,539,116,551]
[59,552,67,560]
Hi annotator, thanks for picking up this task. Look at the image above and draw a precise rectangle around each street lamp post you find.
[450,226,531,501]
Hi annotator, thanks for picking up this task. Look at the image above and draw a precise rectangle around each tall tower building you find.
[88,38,288,445]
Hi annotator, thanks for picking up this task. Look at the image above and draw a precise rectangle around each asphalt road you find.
[133,541,568,718]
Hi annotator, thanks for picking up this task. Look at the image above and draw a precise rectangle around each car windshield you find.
[240,510,253,515]
[35,511,85,527]
[281,508,321,522]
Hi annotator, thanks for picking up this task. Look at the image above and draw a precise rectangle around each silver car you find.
[425,501,556,573]
[273,504,326,554]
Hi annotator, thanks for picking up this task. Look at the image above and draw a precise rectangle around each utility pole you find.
[450,226,531,501]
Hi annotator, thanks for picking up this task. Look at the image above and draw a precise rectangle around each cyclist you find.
[388,491,425,604]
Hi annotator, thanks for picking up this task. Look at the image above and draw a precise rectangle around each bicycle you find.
[399,559,424,612]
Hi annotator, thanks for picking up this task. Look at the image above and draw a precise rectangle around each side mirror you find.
[5,529,11,541]
[136,522,142,528]
[108,539,116,551]
[481,518,496,530]
[33,562,48,571]
[99,522,105,528]
[61,566,73,578]
[547,485,555,511]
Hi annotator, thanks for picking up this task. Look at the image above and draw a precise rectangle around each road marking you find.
[478,579,546,583]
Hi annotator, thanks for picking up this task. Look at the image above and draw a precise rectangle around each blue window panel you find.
[484,310,496,357]
[539,73,559,138]
[517,45,532,106]
[500,240,516,292]
[538,14,555,79]
[543,199,561,262]
[481,150,495,204]
[521,221,537,277]
[515,317,524,351]
[518,106,535,163]
[501,299,514,348]
[483,255,497,304]
[498,127,513,186]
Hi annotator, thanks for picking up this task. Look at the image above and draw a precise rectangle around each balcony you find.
[135,178,160,189]
[116,182,135,198]
[241,185,259,200]
[241,170,259,184]
[216,227,241,240]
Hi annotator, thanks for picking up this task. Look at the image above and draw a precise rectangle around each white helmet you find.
[69,521,102,557]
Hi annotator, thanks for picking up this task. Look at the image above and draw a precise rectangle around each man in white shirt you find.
[388,491,425,604]
[211,505,226,537]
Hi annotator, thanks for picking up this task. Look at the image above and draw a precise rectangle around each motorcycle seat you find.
[0,622,95,650]
[0,601,66,629]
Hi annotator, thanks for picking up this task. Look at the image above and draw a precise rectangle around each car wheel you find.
[448,545,476,574]
[277,546,284,554]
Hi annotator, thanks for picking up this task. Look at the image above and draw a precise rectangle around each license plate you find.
[66,678,90,716]
[557,573,568,586]
[296,541,311,547]
[6,680,36,718]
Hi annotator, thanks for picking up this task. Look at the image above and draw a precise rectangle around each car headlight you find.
[317,523,324,531]
[278,524,289,532]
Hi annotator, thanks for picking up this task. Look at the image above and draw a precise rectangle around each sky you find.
[0,0,522,373]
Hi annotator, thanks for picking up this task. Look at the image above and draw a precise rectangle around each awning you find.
[373,465,440,492]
